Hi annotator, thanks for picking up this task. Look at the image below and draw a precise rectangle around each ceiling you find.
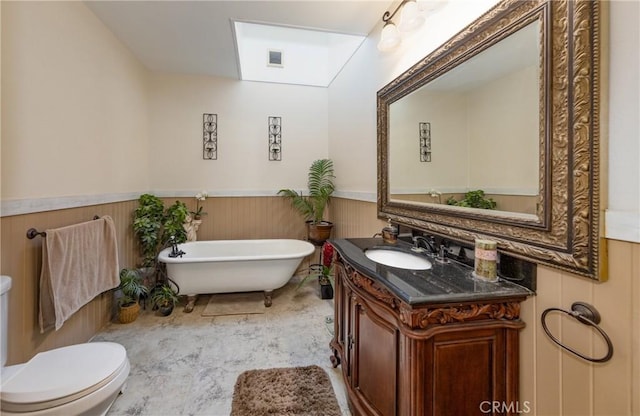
[86,1,393,83]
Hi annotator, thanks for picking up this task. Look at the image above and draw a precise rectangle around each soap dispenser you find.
[382,219,398,244]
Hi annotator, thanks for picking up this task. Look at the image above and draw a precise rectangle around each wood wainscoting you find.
[0,200,139,365]
[2,195,637,415]
[0,195,310,365]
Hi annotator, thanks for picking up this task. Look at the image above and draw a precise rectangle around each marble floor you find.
[93,276,351,416]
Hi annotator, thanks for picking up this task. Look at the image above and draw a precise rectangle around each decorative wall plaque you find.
[203,113,217,160]
[269,116,282,161]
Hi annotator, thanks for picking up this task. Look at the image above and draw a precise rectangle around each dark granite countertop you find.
[330,238,533,306]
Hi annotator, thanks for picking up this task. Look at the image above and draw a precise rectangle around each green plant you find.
[150,284,179,309]
[278,159,335,224]
[446,190,497,210]
[162,200,189,246]
[133,194,164,267]
[133,194,189,267]
[118,268,149,306]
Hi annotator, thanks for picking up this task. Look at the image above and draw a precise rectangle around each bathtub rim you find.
[157,239,315,264]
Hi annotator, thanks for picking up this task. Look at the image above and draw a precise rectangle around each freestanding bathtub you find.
[158,239,315,310]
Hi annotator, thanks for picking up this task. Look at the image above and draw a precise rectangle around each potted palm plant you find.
[118,268,149,324]
[278,158,335,245]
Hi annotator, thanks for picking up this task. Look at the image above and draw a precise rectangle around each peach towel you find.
[39,216,119,332]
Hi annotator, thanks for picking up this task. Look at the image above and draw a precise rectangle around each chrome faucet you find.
[168,236,186,258]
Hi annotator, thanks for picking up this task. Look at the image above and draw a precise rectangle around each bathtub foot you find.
[184,295,198,313]
[263,290,273,307]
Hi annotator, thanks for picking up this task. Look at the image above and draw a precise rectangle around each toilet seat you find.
[1,342,128,413]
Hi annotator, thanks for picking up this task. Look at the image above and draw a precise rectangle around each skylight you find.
[233,21,366,88]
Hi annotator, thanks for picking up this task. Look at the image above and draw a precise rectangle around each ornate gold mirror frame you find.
[377,0,605,280]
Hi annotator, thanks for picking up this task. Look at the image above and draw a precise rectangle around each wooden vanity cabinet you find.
[330,255,527,416]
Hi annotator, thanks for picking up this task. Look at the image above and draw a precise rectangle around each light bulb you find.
[377,22,401,52]
[399,0,425,33]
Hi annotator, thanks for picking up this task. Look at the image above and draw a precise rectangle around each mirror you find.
[389,21,540,218]
[377,0,605,280]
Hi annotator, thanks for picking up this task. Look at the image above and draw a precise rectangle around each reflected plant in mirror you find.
[446,190,496,210]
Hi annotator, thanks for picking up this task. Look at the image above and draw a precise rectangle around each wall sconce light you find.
[377,0,426,52]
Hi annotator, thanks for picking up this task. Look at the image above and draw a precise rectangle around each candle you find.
[474,239,497,281]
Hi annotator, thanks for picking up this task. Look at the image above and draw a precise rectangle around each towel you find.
[39,216,120,332]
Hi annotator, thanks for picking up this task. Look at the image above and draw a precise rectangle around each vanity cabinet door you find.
[351,297,398,416]
[335,264,348,352]
[423,326,518,416]
[331,264,352,377]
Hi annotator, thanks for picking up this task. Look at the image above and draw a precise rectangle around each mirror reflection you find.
[388,21,541,218]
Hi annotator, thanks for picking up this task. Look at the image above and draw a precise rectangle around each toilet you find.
[0,275,130,415]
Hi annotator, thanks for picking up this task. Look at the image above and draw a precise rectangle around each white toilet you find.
[0,275,130,415]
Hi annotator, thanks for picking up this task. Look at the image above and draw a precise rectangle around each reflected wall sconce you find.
[419,122,431,162]
[377,0,425,52]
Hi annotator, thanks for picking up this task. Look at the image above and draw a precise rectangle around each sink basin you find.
[365,248,432,270]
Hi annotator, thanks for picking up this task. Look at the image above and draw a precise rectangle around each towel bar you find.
[26,216,101,239]
[26,228,47,239]
[541,302,613,363]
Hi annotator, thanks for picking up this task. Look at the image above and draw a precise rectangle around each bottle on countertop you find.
[382,219,398,244]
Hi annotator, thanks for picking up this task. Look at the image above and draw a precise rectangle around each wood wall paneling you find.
[0,200,138,365]
[2,196,637,416]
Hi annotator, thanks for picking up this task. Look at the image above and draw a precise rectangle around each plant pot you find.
[307,221,333,246]
[119,302,140,324]
[158,304,174,317]
[320,281,334,300]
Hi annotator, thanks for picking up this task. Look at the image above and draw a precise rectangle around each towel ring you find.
[541,302,613,363]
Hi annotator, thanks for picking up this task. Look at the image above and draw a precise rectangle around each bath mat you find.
[201,292,265,316]
[230,365,342,416]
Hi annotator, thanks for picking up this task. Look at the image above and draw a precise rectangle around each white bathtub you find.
[158,239,315,308]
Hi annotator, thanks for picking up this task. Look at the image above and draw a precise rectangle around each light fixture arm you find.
[382,0,409,25]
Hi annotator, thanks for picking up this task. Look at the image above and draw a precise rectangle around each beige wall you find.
[389,65,539,197]
[147,73,329,194]
[467,65,539,193]
[328,0,502,196]
[389,90,469,192]
[521,245,640,415]
[1,1,150,201]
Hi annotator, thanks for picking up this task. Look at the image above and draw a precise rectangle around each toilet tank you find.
[1,275,12,368]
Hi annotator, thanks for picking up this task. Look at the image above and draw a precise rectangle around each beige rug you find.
[230,365,342,416]
[201,292,265,316]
